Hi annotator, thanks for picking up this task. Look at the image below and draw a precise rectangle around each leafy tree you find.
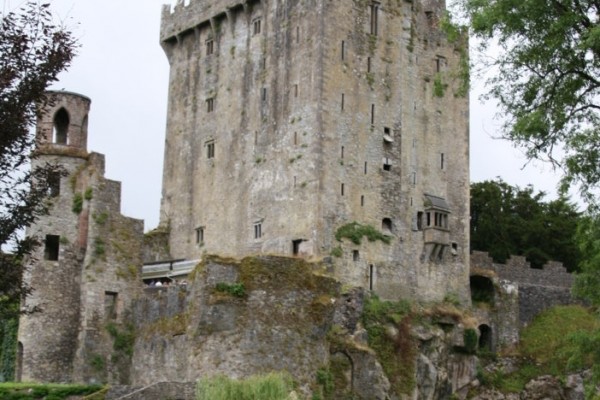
[471,179,581,271]
[0,2,76,320]
[457,0,600,204]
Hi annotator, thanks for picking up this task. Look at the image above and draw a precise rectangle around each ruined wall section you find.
[470,251,575,326]
[321,0,470,303]
[18,92,144,385]
[160,0,325,259]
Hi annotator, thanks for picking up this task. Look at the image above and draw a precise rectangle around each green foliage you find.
[433,73,447,97]
[93,212,108,225]
[72,192,83,214]
[573,213,600,306]
[330,246,343,258]
[93,238,105,258]
[463,328,478,354]
[0,1,76,320]
[471,179,582,271]
[315,368,333,396]
[0,383,103,400]
[196,372,294,400]
[362,295,415,395]
[84,187,93,201]
[89,354,105,373]
[335,222,391,245]
[106,322,135,357]
[457,0,600,204]
[215,282,246,298]
[0,318,17,382]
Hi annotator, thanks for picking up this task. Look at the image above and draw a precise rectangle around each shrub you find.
[215,282,246,298]
[72,192,83,214]
[335,222,391,245]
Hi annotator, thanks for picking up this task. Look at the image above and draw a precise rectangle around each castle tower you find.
[158,0,470,303]
[18,91,144,384]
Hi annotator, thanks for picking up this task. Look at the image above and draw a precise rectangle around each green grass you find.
[215,282,246,298]
[481,305,600,393]
[196,372,294,400]
[0,383,103,400]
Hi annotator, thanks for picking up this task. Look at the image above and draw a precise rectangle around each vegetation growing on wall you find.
[475,305,600,394]
[0,319,17,382]
[335,222,391,245]
[215,282,246,298]
[196,372,294,400]
[361,295,416,395]
[0,383,103,400]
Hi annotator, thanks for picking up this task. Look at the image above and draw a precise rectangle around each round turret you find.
[36,91,91,151]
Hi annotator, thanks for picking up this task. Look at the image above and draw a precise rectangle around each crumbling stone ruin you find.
[14,0,582,397]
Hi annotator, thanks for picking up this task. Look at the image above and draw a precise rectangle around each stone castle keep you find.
[16,0,576,396]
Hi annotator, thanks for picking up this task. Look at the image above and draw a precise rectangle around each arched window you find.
[53,108,69,144]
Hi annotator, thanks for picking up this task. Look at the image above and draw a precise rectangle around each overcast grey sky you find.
[14,0,569,230]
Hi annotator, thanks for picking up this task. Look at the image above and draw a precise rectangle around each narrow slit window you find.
[262,87,267,102]
[361,195,365,206]
[371,104,375,126]
[367,57,372,73]
[364,162,368,174]
[206,39,214,55]
[294,131,298,146]
[440,153,445,169]
[370,2,379,35]
[369,265,374,291]
[341,183,345,196]
[341,146,344,159]
[341,93,345,111]
[294,84,298,98]
[206,98,214,112]
[341,40,345,61]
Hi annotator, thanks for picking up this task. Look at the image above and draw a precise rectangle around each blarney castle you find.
[16,0,576,398]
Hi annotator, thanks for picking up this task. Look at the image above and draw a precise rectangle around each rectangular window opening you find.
[206,141,215,159]
[341,93,345,111]
[367,57,372,73]
[254,223,262,239]
[206,39,214,55]
[262,87,267,102]
[383,158,391,171]
[206,98,214,112]
[370,3,379,35]
[104,291,118,320]
[195,226,204,244]
[294,131,298,146]
[417,212,423,230]
[341,183,345,196]
[353,250,360,261]
[44,234,60,261]
[441,153,445,169]
[361,195,365,206]
[364,162,368,174]
[341,40,345,61]
[292,239,302,255]
[253,18,262,35]
[48,171,60,198]
[294,84,298,98]
[369,264,374,291]
[341,146,344,159]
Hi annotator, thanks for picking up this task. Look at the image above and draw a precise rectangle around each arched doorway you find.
[478,324,493,352]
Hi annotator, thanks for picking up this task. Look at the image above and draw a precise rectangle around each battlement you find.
[470,251,572,288]
[160,0,261,43]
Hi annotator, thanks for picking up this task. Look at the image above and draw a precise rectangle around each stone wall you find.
[470,251,575,326]
[158,0,470,304]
